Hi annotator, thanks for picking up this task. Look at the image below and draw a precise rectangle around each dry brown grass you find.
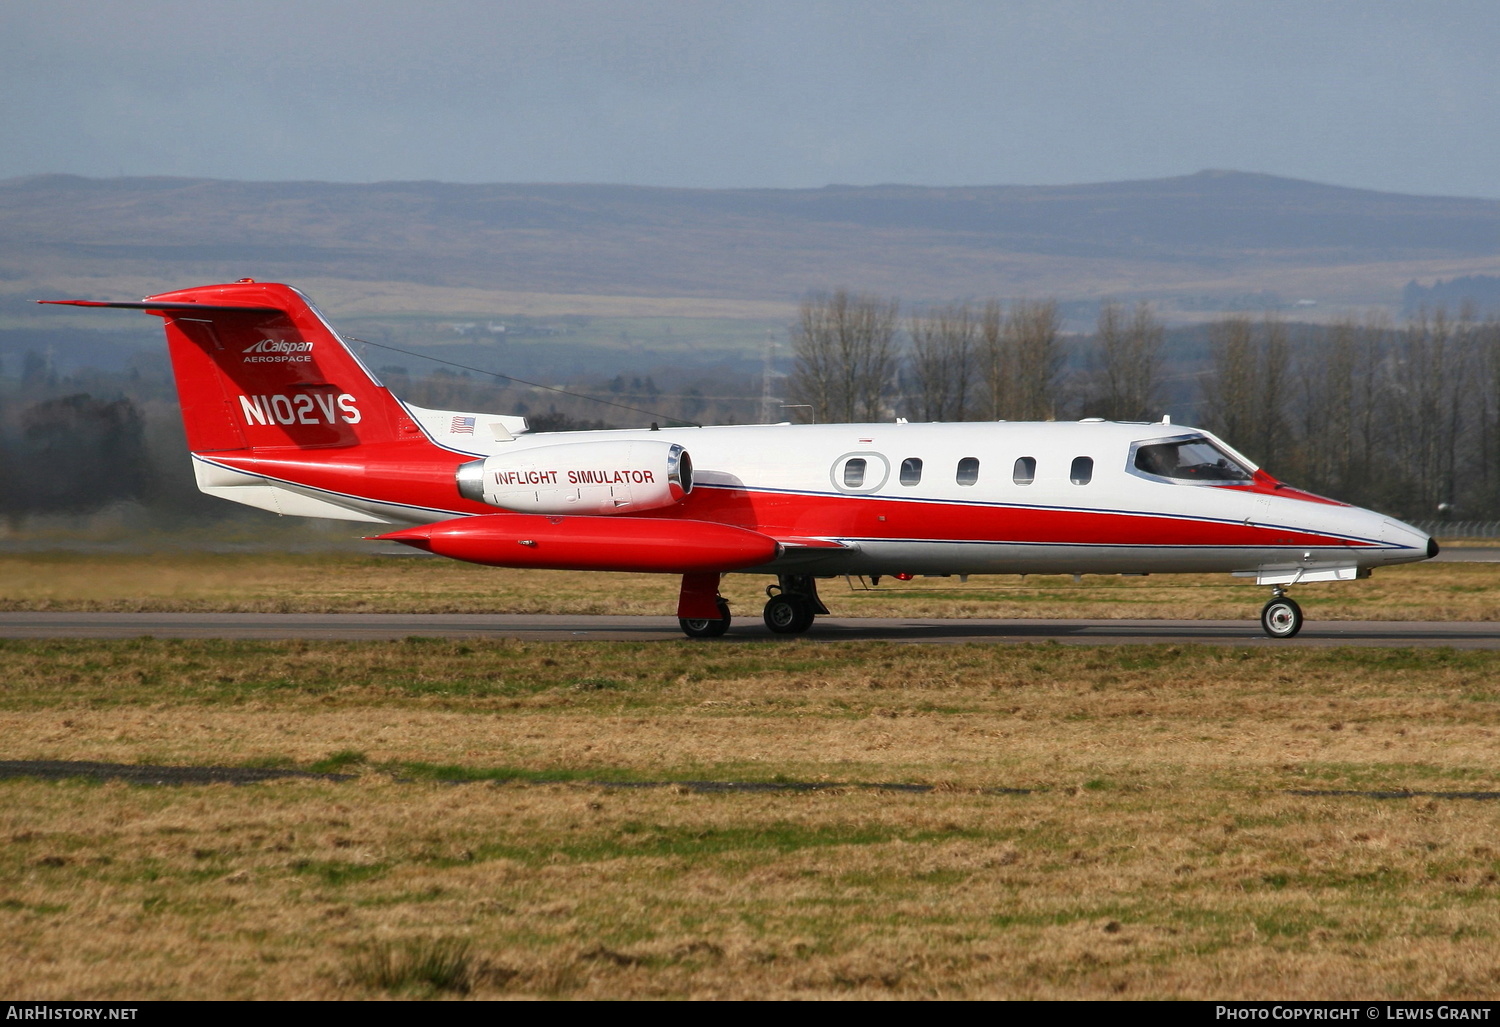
[1,639,1499,999]
[0,552,1495,621]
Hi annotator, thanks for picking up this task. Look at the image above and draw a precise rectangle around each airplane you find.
[42,280,1439,640]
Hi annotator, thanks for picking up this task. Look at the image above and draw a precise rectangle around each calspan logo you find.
[242,338,314,363]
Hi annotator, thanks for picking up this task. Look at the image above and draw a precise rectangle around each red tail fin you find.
[45,281,408,454]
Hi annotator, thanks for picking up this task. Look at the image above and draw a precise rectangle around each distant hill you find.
[1403,275,1500,317]
[4,170,1500,315]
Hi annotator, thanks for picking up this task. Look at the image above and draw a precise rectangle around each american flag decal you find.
[450,416,476,434]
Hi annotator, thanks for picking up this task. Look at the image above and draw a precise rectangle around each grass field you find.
[3,638,1500,999]
[0,551,1496,622]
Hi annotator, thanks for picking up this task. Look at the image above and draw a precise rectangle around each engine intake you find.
[457,439,692,515]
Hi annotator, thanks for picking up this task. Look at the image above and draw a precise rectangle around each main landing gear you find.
[763,574,829,635]
[679,597,732,638]
[677,571,731,638]
[1260,587,1303,639]
[675,573,831,638]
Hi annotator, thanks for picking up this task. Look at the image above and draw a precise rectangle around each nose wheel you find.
[1260,589,1303,639]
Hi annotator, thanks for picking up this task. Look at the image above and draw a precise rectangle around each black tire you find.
[679,599,731,638]
[1260,597,1303,639]
[763,595,815,634]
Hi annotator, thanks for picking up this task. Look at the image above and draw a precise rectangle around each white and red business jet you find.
[44,281,1437,639]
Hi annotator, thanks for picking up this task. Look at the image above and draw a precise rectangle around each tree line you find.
[788,289,1500,523]
[789,290,1163,425]
[4,294,1500,527]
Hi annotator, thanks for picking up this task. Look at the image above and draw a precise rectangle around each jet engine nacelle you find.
[456,440,692,515]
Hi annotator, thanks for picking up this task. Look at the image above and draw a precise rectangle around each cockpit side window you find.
[1131,436,1254,483]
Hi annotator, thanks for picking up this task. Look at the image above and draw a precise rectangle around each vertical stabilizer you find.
[46,281,410,454]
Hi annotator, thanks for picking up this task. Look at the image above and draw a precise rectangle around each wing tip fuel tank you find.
[376,513,780,574]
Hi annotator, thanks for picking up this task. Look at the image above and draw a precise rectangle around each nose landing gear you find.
[763,574,828,634]
[1260,587,1303,639]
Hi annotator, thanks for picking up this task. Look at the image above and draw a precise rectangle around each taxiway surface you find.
[0,612,1495,647]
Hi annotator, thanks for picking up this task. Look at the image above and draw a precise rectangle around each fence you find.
[1409,521,1500,539]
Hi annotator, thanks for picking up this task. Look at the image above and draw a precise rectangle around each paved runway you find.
[1,612,1496,646]
[1433,547,1500,562]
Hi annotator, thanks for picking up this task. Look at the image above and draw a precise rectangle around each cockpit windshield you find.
[1131,436,1254,483]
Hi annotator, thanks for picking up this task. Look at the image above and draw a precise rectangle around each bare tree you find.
[1289,315,1392,501]
[1294,317,1353,495]
[1252,314,1291,465]
[1387,306,1472,517]
[977,300,1007,420]
[786,293,840,423]
[1202,315,1259,457]
[1200,313,1291,468]
[1093,300,1164,420]
[906,302,977,421]
[787,290,900,423]
[1005,299,1065,420]
[1479,316,1500,511]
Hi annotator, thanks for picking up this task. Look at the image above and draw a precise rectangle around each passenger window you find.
[1013,456,1036,485]
[956,457,979,486]
[900,458,923,486]
[830,452,890,492]
[1071,456,1094,485]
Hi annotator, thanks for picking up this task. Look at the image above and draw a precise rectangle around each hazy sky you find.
[4,0,1499,197]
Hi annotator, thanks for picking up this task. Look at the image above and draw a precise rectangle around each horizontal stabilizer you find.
[39,300,281,313]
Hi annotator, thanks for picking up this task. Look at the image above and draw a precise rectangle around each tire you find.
[763,595,815,634]
[1260,597,1303,639]
[680,599,731,638]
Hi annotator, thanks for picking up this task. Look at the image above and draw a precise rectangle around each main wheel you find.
[680,598,731,638]
[1260,596,1303,639]
[763,595,815,634]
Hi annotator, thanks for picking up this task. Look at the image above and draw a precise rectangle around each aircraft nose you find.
[1367,514,1437,565]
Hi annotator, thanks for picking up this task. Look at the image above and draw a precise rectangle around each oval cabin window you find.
[830,452,890,493]
[957,457,980,486]
[900,458,923,486]
[1070,456,1094,485]
[1013,456,1035,485]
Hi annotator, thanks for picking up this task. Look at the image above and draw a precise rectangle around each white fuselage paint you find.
[206,418,1432,580]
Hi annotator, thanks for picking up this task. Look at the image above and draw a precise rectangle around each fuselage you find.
[203,412,1433,582]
